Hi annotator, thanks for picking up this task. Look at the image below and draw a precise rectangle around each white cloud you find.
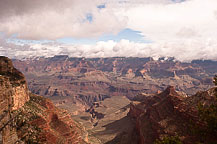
[1,0,217,42]
[1,38,217,62]
[2,0,216,41]
[118,0,217,42]
[0,0,217,61]
[0,0,127,39]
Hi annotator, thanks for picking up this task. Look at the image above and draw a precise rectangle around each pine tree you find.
[196,76,217,143]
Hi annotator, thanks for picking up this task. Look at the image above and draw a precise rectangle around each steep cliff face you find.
[0,56,29,111]
[0,56,30,143]
[128,86,217,144]
[0,56,88,144]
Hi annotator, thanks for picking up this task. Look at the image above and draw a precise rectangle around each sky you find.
[0,0,217,61]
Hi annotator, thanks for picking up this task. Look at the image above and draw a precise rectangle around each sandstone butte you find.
[0,56,88,144]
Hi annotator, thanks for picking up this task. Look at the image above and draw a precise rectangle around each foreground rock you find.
[128,86,217,144]
[0,56,88,144]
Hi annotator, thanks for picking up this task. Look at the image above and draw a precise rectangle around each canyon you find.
[10,55,217,143]
[103,85,217,144]
[0,55,216,143]
[12,56,216,102]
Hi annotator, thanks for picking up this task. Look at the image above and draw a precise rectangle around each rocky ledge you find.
[0,56,88,144]
[128,86,217,144]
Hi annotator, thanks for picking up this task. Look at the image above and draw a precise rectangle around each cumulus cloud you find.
[1,0,211,41]
[1,0,217,42]
[215,11,217,19]
[1,38,217,62]
[0,0,127,39]
[0,0,217,61]
[119,0,217,42]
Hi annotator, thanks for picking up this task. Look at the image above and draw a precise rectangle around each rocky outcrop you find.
[0,56,88,144]
[86,102,105,120]
[0,56,30,143]
[0,56,29,111]
[13,94,88,144]
[12,56,216,105]
[128,86,217,144]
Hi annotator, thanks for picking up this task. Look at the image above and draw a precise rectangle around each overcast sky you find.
[0,0,217,61]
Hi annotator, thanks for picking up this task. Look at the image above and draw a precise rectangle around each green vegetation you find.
[195,75,217,143]
[155,76,217,144]
[0,70,26,87]
[154,135,182,144]
[0,70,23,80]
[29,94,48,109]
[10,95,47,144]
[12,110,42,144]
[198,100,217,137]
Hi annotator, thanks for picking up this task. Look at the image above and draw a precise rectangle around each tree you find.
[154,135,182,144]
[196,76,217,143]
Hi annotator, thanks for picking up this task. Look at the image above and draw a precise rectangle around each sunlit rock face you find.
[0,56,29,111]
[0,56,30,143]
[0,56,88,144]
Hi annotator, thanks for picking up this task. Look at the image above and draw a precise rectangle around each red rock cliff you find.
[0,56,88,144]
[128,86,217,144]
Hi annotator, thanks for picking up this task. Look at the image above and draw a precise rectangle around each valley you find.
[12,56,217,143]
[1,0,217,143]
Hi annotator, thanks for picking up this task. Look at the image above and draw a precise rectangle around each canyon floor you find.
[70,96,132,143]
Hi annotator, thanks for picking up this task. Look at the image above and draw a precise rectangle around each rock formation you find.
[10,56,217,143]
[12,56,217,113]
[0,56,88,144]
[0,56,30,143]
[128,86,217,144]
[13,56,216,98]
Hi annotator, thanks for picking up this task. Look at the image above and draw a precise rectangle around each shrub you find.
[195,76,217,143]
[154,136,182,144]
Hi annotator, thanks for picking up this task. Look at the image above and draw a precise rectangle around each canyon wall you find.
[128,86,217,144]
[0,56,88,143]
[12,56,217,109]
[0,56,29,143]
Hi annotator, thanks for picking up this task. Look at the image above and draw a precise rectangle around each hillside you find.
[125,86,217,144]
[0,56,88,144]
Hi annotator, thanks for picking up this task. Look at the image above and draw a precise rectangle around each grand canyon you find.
[1,0,217,143]
[0,55,215,143]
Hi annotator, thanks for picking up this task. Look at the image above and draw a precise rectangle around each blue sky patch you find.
[97,4,106,9]
[5,29,150,45]
[98,28,148,43]
[171,0,185,3]
[85,13,93,23]
[57,28,150,44]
